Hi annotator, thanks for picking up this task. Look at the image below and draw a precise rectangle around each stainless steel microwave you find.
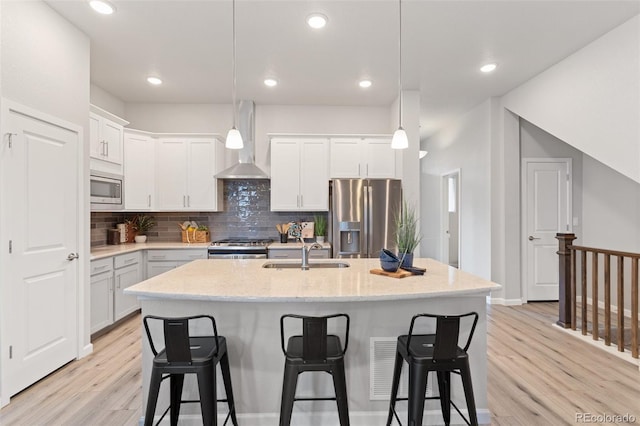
[90,171,123,210]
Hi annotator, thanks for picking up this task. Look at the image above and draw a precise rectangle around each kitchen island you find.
[126,257,500,426]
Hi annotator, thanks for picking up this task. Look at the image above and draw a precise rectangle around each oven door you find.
[207,253,267,260]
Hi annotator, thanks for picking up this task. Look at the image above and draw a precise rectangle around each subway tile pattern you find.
[91,180,327,247]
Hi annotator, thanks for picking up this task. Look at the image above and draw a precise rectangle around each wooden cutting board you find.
[370,268,413,279]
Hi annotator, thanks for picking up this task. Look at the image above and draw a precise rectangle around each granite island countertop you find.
[125,257,501,302]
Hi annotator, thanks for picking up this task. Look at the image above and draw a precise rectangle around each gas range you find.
[207,238,273,259]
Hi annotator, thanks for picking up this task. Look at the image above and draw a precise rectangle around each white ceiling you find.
[46,0,640,138]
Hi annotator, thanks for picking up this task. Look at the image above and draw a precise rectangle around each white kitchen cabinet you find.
[89,252,141,335]
[267,248,330,259]
[89,105,129,175]
[270,137,329,211]
[146,249,207,278]
[90,258,114,334]
[124,130,156,210]
[330,137,396,179]
[156,136,223,211]
[113,252,142,321]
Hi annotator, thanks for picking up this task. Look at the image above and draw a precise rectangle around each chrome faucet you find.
[299,237,323,270]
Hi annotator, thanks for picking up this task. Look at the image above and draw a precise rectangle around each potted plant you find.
[129,214,156,243]
[395,200,422,267]
[314,215,327,244]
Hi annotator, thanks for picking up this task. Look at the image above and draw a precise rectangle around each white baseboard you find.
[490,297,523,306]
[79,343,93,359]
[140,408,492,425]
[584,296,633,319]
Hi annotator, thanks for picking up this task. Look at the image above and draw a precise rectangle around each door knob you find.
[66,252,79,261]
[528,236,540,241]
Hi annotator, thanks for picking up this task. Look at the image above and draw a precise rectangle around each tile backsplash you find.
[91,180,327,247]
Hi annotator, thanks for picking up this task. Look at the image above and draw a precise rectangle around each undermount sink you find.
[262,262,350,269]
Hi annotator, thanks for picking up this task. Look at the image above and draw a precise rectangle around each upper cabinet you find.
[156,136,224,211]
[330,137,396,179]
[270,137,329,211]
[89,105,129,175]
[123,130,156,211]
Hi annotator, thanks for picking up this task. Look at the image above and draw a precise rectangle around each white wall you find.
[1,1,90,127]
[581,156,640,253]
[502,14,640,184]
[90,84,125,118]
[421,99,492,279]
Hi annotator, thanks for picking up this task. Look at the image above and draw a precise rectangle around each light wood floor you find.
[1,303,639,425]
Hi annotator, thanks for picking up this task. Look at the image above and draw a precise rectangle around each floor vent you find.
[369,337,433,400]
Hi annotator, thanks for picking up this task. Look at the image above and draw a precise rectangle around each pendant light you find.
[391,0,408,150]
[225,0,243,149]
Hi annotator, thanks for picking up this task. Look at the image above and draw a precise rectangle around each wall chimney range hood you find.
[215,100,269,179]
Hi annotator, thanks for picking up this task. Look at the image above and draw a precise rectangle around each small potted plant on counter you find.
[314,215,327,244]
[395,200,422,268]
[130,214,156,243]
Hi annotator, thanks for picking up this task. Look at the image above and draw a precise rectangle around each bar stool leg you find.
[407,363,429,426]
[460,360,478,426]
[220,352,239,426]
[331,359,350,426]
[279,363,299,426]
[436,371,451,426]
[197,364,217,426]
[170,373,185,426]
[386,351,404,426]
[144,368,163,426]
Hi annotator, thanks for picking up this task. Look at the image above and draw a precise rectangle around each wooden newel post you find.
[556,233,576,328]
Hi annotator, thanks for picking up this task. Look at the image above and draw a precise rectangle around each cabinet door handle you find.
[183,195,186,207]
[116,276,121,290]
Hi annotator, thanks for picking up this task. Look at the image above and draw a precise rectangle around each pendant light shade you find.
[226,0,243,149]
[392,0,407,150]
[392,127,409,149]
[225,127,243,149]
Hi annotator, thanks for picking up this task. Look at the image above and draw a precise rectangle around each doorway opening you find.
[442,170,460,268]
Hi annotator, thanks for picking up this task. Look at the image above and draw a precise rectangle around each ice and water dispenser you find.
[338,221,361,256]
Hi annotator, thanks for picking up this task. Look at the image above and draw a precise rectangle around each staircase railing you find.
[556,233,639,359]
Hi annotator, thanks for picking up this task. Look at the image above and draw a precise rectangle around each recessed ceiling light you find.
[306,13,328,29]
[146,77,162,86]
[264,78,278,87]
[480,63,497,73]
[359,80,372,89]
[89,0,115,15]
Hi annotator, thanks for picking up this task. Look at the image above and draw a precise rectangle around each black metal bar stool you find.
[387,312,479,426]
[143,315,238,426]
[279,313,350,426]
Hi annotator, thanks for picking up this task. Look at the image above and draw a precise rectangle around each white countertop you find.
[90,242,211,260]
[125,258,501,302]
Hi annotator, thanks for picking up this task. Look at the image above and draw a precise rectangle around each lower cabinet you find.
[146,249,207,278]
[90,252,141,335]
[268,248,331,259]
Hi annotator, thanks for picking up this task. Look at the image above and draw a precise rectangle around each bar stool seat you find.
[387,312,479,426]
[279,313,350,426]
[143,315,239,426]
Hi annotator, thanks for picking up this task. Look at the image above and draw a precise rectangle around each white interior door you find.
[523,159,571,301]
[2,105,79,397]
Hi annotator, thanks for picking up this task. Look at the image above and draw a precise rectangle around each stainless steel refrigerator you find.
[329,179,402,258]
